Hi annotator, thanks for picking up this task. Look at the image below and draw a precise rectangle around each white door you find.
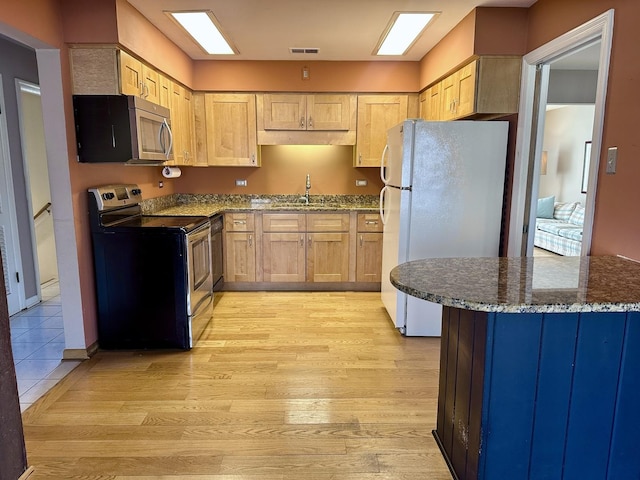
[0,75,25,315]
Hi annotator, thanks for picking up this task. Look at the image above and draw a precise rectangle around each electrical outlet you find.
[606,147,618,174]
[355,179,368,187]
[235,179,247,187]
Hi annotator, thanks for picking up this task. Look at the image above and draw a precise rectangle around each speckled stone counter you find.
[142,194,378,216]
[390,255,640,313]
[392,256,640,480]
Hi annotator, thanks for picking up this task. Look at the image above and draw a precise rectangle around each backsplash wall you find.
[169,145,384,196]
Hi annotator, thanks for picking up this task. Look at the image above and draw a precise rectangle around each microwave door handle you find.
[160,119,173,159]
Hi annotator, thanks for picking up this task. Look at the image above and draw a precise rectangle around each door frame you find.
[0,74,25,315]
[507,9,615,257]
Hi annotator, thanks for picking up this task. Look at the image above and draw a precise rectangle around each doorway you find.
[16,80,58,291]
[507,10,614,257]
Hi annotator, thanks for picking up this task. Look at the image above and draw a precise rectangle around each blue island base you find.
[434,306,640,480]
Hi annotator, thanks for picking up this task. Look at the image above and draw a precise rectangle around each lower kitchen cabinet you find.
[224,213,256,283]
[224,211,380,290]
[224,232,256,282]
[262,232,306,282]
[356,233,382,282]
[355,213,383,282]
[307,232,350,282]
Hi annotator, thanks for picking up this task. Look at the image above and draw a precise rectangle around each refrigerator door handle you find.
[379,185,389,226]
[380,144,390,185]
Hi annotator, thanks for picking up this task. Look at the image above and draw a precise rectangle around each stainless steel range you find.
[88,184,213,349]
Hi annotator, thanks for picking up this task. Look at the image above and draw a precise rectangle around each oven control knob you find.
[102,192,115,200]
[131,189,141,196]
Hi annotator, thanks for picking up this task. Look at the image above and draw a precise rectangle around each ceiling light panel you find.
[166,11,236,55]
[375,12,438,56]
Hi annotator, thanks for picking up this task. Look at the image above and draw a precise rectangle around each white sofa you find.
[534,199,584,256]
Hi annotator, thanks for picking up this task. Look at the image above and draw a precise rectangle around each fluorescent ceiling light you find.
[167,11,236,55]
[376,12,437,56]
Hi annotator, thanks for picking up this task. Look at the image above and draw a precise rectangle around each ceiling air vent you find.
[290,48,319,54]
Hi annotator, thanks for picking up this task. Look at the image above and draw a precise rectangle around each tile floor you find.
[9,281,81,411]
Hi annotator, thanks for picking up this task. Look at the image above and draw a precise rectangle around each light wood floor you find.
[21,291,452,479]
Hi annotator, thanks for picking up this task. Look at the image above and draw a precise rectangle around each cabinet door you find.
[426,84,442,121]
[357,213,383,232]
[141,64,160,104]
[225,232,256,282]
[262,213,306,232]
[307,213,350,232]
[355,95,408,167]
[170,82,186,165]
[205,94,259,166]
[307,94,351,131]
[158,73,172,109]
[119,50,142,97]
[440,74,458,121]
[262,94,306,130]
[307,233,350,282]
[356,233,382,282]
[455,61,478,119]
[262,233,306,282]
[181,87,196,164]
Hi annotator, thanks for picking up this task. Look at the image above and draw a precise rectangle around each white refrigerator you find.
[380,119,508,336]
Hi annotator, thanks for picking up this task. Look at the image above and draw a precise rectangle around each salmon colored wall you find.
[526,0,640,258]
[418,8,529,91]
[1,0,65,46]
[171,146,382,195]
[193,60,420,93]
[418,10,476,90]
[114,0,193,88]
[60,0,118,44]
[474,8,529,56]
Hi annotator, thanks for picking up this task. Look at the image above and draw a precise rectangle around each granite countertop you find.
[390,256,640,313]
[144,194,379,217]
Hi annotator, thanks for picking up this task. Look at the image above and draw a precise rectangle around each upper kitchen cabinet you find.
[420,83,442,121]
[256,94,357,145]
[434,56,521,121]
[168,83,197,166]
[119,50,160,104]
[194,93,259,167]
[355,94,409,167]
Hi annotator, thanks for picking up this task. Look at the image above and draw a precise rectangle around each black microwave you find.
[73,95,173,165]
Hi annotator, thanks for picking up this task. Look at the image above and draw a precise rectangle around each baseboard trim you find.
[62,341,98,360]
[18,466,35,480]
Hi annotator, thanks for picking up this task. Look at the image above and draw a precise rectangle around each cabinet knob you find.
[308,117,313,129]
[300,117,305,129]
[300,235,304,247]
[358,153,362,165]
[249,234,253,247]
[360,234,363,247]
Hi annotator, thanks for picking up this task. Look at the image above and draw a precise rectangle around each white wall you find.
[539,105,595,204]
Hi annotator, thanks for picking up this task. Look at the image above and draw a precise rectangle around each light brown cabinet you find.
[260,212,351,284]
[261,94,353,131]
[224,213,256,283]
[194,93,259,166]
[423,56,521,121]
[420,83,442,121]
[355,95,409,167]
[119,50,160,104]
[306,213,351,283]
[256,94,357,145]
[168,83,196,165]
[261,213,306,282]
[355,213,383,283]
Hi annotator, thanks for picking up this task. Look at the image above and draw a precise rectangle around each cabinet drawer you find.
[225,212,255,232]
[262,213,306,232]
[306,213,350,232]
[357,213,383,232]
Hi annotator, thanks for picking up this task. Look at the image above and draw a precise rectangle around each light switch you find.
[355,179,368,187]
[606,147,618,174]
[235,179,247,186]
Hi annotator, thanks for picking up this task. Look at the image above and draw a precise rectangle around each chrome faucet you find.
[300,173,311,204]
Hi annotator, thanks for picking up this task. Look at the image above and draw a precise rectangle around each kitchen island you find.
[390,256,640,480]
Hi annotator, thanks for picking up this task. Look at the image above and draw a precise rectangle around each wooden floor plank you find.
[22,291,452,479]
